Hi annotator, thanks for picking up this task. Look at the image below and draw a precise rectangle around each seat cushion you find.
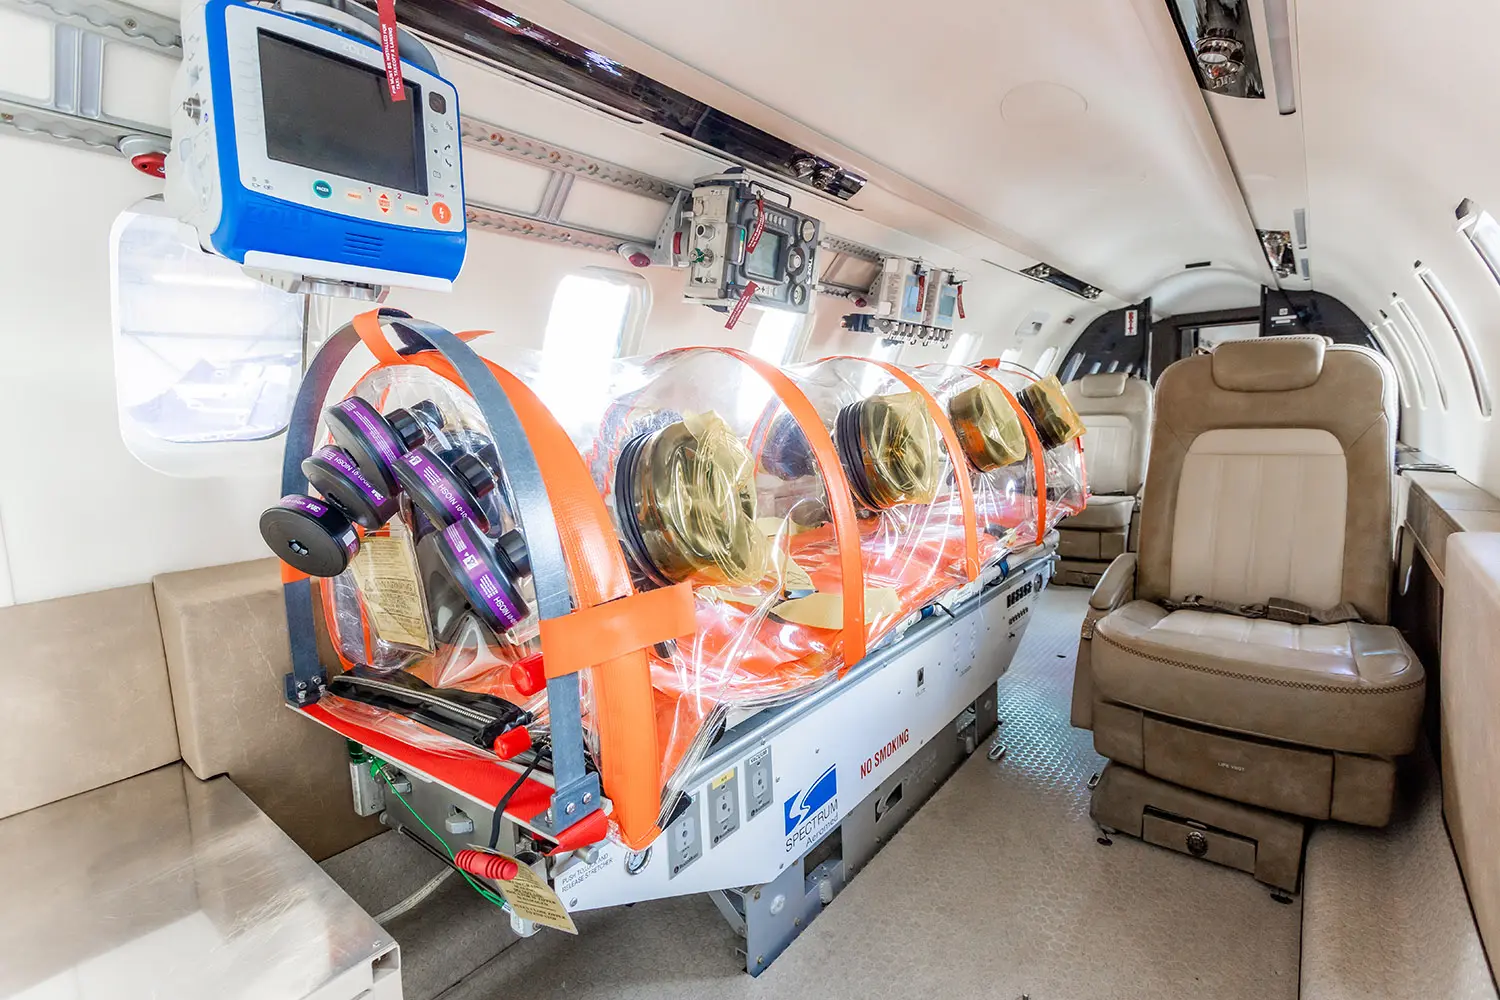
[1092,601,1424,757]
[1062,493,1135,530]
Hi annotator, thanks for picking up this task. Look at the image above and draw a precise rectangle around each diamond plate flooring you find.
[434,584,1302,1000]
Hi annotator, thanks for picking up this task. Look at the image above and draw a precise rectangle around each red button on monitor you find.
[431,202,452,223]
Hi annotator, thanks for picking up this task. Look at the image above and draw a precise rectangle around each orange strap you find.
[539,583,695,678]
[353,311,489,366]
[834,357,980,580]
[971,367,1048,543]
[337,314,667,849]
[664,347,867,667]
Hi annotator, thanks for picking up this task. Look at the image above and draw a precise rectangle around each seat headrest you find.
[1074,373,1130,398]
[1211,335,1326,392]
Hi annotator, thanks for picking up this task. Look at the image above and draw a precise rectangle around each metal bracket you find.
[460,116,683,203]
[0,0,180,53]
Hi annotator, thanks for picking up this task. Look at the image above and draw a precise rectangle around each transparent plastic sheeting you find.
[314,349,1090,835]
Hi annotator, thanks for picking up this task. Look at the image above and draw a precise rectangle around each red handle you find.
[455,849,519,881]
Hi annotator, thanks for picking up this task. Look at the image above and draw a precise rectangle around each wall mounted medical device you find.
[165,0,467,293]
[670,170,820,318]
[842,259,965,346]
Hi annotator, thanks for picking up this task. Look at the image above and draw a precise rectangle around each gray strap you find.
[279,309,599,834]
[1163,594,1362,625]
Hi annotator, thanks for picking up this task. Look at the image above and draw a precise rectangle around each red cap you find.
[628,251,651,268]
[492,726,532,760]
[130,152,166,178]
[510,652,547,697]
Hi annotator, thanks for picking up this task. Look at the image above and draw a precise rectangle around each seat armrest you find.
[1089,553,1137,613]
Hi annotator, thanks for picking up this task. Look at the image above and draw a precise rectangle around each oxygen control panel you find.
[683,171,819,318]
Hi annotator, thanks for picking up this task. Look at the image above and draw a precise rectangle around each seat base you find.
[1093,700,1398,826]
[1090,762,1308,891]
[1056,557,1111,588]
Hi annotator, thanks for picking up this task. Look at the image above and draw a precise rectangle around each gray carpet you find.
[1301,744,1498,1000]
[321,827,521,999]
[426,585,1301,1000]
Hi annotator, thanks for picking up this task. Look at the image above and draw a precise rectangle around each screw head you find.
[123,16,137,28]
[582,793,593,804]
[566,802,577,815]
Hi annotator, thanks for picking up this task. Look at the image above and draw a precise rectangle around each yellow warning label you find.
[711,768,736,790]
[349,522,433,651]
[490,854,578,934]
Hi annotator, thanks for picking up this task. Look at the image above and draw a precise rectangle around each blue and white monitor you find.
[166,0,466,291]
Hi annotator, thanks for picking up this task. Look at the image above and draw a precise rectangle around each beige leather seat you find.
[1056,373,1152,586]
[1075,337,1424,874]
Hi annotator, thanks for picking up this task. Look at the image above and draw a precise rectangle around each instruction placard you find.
[491,854,579,934]
[349,523,433,651]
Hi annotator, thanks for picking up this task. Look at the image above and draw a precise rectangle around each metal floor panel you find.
[434,586,1302,1000]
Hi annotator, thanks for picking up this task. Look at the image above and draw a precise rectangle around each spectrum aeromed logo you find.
[783,764,838,852]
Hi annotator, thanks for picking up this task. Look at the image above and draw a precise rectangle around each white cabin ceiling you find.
[505,0,1276,303]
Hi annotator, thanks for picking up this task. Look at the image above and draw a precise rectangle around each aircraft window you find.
[1060,353,1084,383]
[1036,346,1059,374]
[1087,361,1103,375]
[1105,360,1121,373]
[999,347,1023,363]
[110,201,304,463]
[1367,323,1416,409]
[1370,321,1425,409]
[748,308,804,365]
[1457,200,1500,289]
[947,332,978,366]
[1414,264,1492,416]
[541,271,640,360]
[1390,296,1450,410]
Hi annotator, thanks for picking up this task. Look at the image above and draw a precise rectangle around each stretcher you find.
[269,310,1087,964]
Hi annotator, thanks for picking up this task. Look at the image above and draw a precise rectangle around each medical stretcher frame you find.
[277,310,1067,971]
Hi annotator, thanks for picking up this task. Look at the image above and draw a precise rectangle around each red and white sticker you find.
[746,197,766,253]
[956,282,966,320]
[377,0,405,101]
[725,281,758,330]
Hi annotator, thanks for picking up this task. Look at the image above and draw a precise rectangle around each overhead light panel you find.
[1164,0,1265,99]
[1263,0,1298,114]
[1019,262,1102,300]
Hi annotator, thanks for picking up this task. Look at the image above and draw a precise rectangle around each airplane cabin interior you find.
[1,0,1498,997]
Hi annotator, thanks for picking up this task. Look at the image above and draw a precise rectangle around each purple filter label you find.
[338,397,401,468]
[282,495,328,517]
[446,523,522,629]
[404,450,473,521]
[317,446,388,505]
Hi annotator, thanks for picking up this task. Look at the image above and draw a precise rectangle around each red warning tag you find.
[377,0,405,102]
[956,282,966,320]
[746,197,766,253]
[725,281,758,330]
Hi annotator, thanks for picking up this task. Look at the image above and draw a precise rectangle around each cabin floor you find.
[322,585,1494,1000]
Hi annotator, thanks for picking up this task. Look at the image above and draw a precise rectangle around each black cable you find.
[488,737,549,850]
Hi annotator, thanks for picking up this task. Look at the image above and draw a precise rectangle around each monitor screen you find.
[745,230,785,281]
[258,31,427,195]
[902,275,923,317]
[937,288,957,321]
